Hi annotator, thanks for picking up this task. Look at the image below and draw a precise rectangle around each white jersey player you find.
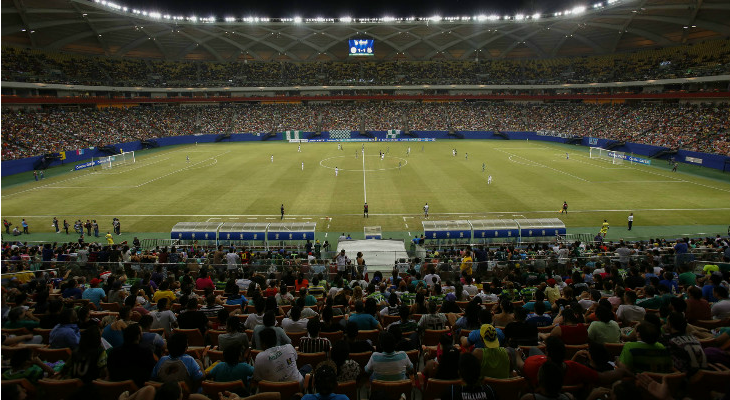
[301,162,304,171]
[335,167,339,177]
[298,144,301,152]
[381,153,385,161]
[488,175,493,185]
[271,155,274,163]
[423,203,429,218]
[407,147,411,156]
[186,155,190,163]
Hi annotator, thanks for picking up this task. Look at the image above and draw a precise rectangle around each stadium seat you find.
[38,378,84,400]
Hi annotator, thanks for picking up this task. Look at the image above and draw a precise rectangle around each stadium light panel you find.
[477,14,487,21]
[487,15,499,20]
[532,13,541,19]
[429,15,442,22]
[340,16,352,22]
[572,6,587,14]
[225,17,235,22]
[383,16,395,22]
[294,16,302,23]
[515,14,525,20]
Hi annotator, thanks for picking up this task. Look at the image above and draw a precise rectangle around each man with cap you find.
[82,278,106,308]
[472,324,512,379]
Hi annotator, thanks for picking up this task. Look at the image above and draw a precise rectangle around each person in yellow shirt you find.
[152,281,177,304]
[600,220,610,238]
[544,278,561,305]
[460,253,473,276]
[105,232,114,245]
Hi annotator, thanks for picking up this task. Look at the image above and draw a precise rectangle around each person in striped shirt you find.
[299,318,331,354]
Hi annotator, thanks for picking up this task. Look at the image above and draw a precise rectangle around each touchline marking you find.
[498,149,588,182]
[362,147,367,203]
[8,208,730,219]
[405,224,409,228]
[134,151,227,187]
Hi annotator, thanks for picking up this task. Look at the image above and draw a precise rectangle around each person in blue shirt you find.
[658,272,679,294]
[151,331,204,391]
[348,301,382,331]
[525,301,554,328]
[461,309,505,349]
[702,274,722,303]
[208,343,254,386]
[49,308,80,349]
[82,278,106,308]
[523,291,552,313]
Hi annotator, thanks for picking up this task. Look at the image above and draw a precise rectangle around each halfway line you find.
[362,147,367,203]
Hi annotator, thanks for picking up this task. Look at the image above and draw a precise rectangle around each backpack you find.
[157,358,191,383]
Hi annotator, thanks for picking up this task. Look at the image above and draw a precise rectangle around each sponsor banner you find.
[685,156,703,164]
[612,153,651,165]
[288,139,309,143]
[588,138,599,145]
[74,160,103,171]
[309,138,375,142]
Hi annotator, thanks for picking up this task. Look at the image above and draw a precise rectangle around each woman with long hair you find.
[62,327,108,383]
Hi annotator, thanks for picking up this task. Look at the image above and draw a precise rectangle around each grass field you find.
[2,140,730,243]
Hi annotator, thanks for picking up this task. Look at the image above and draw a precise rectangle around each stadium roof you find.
[2,0,730,61]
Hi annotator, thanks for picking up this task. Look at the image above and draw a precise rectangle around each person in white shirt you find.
[463,276,479,296]
[423,271,441,288]
[253,328,306,385]
[281,306,309,332]
[235,273,252,292]
[244,298,266,330]
[225,248,240,271]
[616,291,646,325]
[712,286,730,320]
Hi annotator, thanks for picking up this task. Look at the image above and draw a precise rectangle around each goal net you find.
[97,151,135,170]
[589,147,624,165]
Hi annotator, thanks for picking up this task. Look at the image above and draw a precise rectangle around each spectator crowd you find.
[2,103,728,160]
[2,234,730,399]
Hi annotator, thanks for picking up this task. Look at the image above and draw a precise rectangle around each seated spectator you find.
[301,364,349,400]
[365,331,414,381]
[82,278,106,308]
[492,299,515,327]
[252,327,309,385]
[345,321,375,353]
[61,279,83,300]
[441,353,499,400]
[151,331,204,391]
[218,316,250,354]
[60,327,108,383]
[617,291,646,326]
[252,310,290,350]
[50,307,80,349]
[685,286,712,323]
[281,306,309,332]
[208,343,254,387]
[504,307,539,347]
[618,322,673,373]
[3,306,39,330]
[299,318,331,353]
[151,281,176,304]
[422,333,461,381]
[2,347,57,383]
[102,306,130,348]
[138,314,166,357]
[107,323,156,388]
[661,312,707,374]
[244,297,266,330]
[275,284,293,306]
[330,340,362,382]
[526,301,553,328]
[177,298,210,335]
[348,301,382,331]
[524,290,552,313]
[462,308,505,349]
[38,300,63,329]
[712,286,730,320]
[320,307,343,333]
[519,360,574,400]
[587,305,621,344]
[200,294,224,319]
[472,324,512,379]
[150,298,177,335]
[418,300,447,331]
[453,301,483,334]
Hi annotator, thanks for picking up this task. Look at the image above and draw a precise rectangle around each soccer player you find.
[452,149,456,157]
[423,203,429,218]
[281,204,285,220]
[380,153,384,161]
[186,155,189,163]
[106,232,114,245]
[482,163,485,172]
[301,162,304,171]
[335,167,339,177]
[566,153,569,160]
[561,201,568,214]
[271,154,274,163]
[355,150,358,159]
[672,162,678,172]
[487,175,492,185]
[364,203,368,218]
[298,144,301,152]
[407,147,410,156]
[465,153,468,160]
[628,213,634,231]
[399,162,402,171]
[601,219,610,237]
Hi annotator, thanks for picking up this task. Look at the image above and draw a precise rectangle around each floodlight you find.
[429,15,442,22]
[572,6,586,14]
[294,16,302,23]
[340,16,352,22]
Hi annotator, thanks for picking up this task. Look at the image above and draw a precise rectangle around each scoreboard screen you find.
[349,39,374,56]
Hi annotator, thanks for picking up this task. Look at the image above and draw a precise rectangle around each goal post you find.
[589,147,625,165]
[96,151,136,170]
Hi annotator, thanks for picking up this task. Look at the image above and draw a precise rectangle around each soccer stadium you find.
[1,0,730,398]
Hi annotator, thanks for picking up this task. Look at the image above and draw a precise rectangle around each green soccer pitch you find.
[2,140,730,242]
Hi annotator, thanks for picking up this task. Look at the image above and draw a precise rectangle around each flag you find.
[76,149,84,155]
[285,130,301,140]
[386,129,401,138]
[329,129,351,139]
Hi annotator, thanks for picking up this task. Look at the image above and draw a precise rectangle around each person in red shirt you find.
[685,286,712,323]
[195,270,215,291]
[521,337,632,388]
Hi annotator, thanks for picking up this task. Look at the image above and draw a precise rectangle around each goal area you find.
[95,151,136,170]
[589,147,625,165]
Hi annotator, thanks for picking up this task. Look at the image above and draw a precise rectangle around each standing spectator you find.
[21,219,29,234]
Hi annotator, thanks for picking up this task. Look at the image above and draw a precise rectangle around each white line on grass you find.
[134,151,228,187]
[362,147,367,203]
[9,208,730,219]
[498,149,588,182]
